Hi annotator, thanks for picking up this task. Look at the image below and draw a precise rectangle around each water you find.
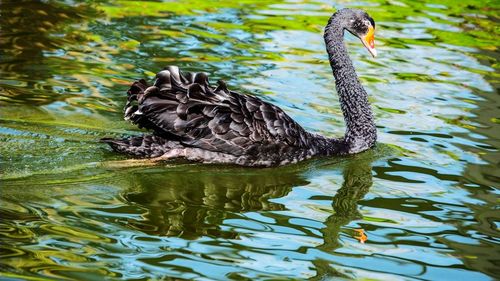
[1,0,499,280]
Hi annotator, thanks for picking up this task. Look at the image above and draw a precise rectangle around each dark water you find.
[1,0,499,280]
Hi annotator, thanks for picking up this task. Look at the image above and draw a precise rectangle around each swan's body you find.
[102,8,378,167]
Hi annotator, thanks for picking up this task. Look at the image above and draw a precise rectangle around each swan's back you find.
[102,66,332,166]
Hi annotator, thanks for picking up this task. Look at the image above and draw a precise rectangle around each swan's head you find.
[341,8,377,58]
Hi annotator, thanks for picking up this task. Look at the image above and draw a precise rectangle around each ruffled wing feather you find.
[124,66,310,156]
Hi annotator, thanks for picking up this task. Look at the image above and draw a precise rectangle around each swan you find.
[102,8,378,167]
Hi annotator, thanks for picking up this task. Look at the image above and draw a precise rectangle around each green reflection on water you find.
[1,0,499,280]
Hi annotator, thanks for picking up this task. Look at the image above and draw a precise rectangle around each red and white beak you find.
[361,26,377,58]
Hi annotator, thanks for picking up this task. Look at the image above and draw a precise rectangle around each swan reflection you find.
[311,158,373,280]
[122,154,374,277]
[123,167,308,238]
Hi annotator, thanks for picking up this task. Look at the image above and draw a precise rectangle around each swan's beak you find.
[361,26,377,58]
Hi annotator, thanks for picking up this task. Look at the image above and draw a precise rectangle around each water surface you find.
[1,0,499,280]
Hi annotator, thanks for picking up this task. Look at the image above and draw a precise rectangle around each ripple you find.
[1,0,499,280]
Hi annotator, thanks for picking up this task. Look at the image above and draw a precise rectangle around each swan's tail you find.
[100,74,183,158]
[100,135,181,158]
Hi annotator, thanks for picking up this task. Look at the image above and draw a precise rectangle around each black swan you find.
[102,8,378,167]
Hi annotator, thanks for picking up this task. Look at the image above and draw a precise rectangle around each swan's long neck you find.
[322,15,377,154]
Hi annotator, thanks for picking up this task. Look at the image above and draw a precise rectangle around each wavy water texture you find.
[0,0,499,280]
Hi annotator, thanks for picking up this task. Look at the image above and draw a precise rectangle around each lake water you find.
[1,0,499,280]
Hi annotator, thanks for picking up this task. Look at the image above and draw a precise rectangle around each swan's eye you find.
[369,17,375,28]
